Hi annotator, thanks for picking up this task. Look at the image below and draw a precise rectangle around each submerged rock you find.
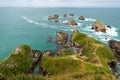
[109,40,120,55]
[56,31,68,45]
[92,20,106,32]
[78,16,85,20]
[67,19,78,26]
[107,25,112,29]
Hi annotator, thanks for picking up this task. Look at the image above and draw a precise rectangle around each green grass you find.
[0,30,116,80]
[96,46,115,68]
[57,49,74,56]
[0,45,33,76]
[41,56,84,75]
[71,30,101,45]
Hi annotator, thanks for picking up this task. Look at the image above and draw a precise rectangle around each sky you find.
[0,0,120,7]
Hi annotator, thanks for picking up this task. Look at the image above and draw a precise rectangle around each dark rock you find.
[109,40,120,55]
[108,60,117,72]
[55,19,59,23]
[92,20,106,32]
[67,19,78,26]
[47,36,52,42]
[107,25,112,29]
[78,16,85,20]
[64,13,67,17]
[28,50,42,73]
[62,44,70,48]
[48,14,59,23]
[69,13,74,16]
[39,66,47,76]
[48,16,53,20]
[56,31,68,45]
[53,14,59,20]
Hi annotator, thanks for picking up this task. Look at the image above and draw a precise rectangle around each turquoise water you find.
[0,7,120,59]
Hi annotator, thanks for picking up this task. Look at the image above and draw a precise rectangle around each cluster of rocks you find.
[48,13,113,33]
[48,14,59,23]
[48,13,85,26]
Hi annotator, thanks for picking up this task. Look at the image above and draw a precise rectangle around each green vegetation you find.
[0,30,116,80]
[71,30,101,45]
[56,49,74,56]
[0,45,33,76]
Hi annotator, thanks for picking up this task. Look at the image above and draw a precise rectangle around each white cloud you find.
[0,0,120,7]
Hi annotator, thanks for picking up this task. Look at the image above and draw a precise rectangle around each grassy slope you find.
[40,30,116,80]
[0,30,116,80]
[0,45,33,77]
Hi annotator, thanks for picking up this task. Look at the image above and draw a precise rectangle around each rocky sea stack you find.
[48,14,59,23]
[63,14,67,18]
[92,20,106,32]
[69,13,74,16]
[78,16,85,20]
[67,19,78,26]
[56,31,68,44]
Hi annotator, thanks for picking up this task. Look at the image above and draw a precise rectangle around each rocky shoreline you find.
[0,13,119,80]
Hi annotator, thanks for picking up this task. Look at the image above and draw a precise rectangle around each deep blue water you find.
[0,7,120,59]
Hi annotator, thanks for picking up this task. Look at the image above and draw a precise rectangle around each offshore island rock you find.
[64,14,67,18]
[67,19,78,26]
[56,31,68,45]
[69,13,74,16]
[78,16,85,20]
[92,20,106,32]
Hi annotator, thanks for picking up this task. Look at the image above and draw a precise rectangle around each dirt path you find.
[71,55,79,60]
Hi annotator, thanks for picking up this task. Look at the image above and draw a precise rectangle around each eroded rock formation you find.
[92,20,106,32]
[67,19,78,26]
[78,16,85,20]
[56,31,68,45]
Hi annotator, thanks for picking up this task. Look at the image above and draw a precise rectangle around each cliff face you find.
[0,45,42,77]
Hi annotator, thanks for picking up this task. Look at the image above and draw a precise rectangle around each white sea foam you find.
[85,18,96,22]
[90,25,118,42]
[22,16,40,25]
[77,22,82,26]
[62,20,68,23]
[106,26,118,36]
[22,16,51,28]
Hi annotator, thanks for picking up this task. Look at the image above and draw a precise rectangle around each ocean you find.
[0,7,120,60]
